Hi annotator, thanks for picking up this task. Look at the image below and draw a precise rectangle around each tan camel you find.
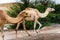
[16,7,55,36]
[0,10,30,40]
[25,7,55,31]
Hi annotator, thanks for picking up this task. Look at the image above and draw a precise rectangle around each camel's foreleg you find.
[15,21,22,38]
[36,21,42,33]
[22,20,30,36]
[34,17,38,33]
[1,25,4,40]
[34,17,37,30]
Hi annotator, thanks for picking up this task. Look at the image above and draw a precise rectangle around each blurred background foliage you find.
[7,0,60,30]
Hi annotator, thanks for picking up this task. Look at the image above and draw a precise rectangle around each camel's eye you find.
[50,8,52,10]
[26,13,28,15]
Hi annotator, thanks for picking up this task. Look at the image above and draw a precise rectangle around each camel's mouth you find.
[52,8,55,11]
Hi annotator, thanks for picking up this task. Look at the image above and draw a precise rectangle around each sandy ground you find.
[0,24,60,40]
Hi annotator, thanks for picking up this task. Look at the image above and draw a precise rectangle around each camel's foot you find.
[36,29,40,33]
[34,30,38,35]
[36,30,38,34]
[26,32,31,36]
[2,35,4,40]
[15,30,18,39]
[28,34,31,36]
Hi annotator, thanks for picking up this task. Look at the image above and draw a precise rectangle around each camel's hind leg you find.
[22,20,30,36]
[1,25,4,40]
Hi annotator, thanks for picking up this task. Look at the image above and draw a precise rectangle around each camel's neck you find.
[2,11,23,23]
[39,10,49,18]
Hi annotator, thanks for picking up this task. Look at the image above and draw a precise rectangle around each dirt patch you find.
[9,24,60,40]
[9,33,60,40]
[0,24,60,40]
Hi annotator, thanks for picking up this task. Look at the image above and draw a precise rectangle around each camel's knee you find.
[40,24,42,27]
[37,24,42,31]
[15,28,18,31]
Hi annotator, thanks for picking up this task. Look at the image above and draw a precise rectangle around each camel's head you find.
[46,7,55,12]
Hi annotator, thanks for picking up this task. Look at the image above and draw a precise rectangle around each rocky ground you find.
[0,24,60,40]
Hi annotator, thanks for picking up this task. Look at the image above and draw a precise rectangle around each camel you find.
[0,9,30,40]
[0,7,55,40]
[15,7,55,36]
[25,7,55,31]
